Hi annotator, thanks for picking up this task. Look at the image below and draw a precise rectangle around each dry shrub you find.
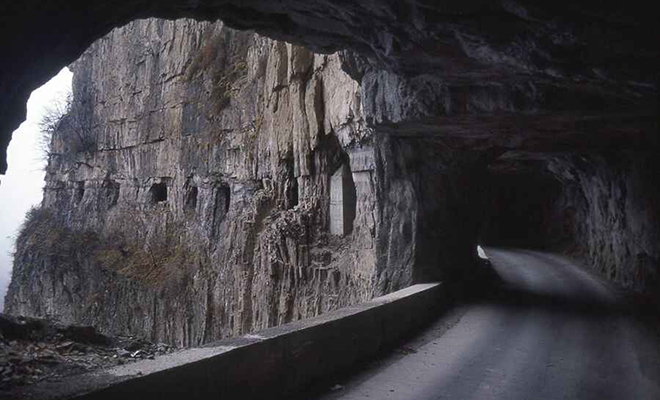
[185,30,223,81]
[40,92,96,160]
[93,212,199,291]
[16,207,197,291]
[185,27,250,114]
[16,207,99,262]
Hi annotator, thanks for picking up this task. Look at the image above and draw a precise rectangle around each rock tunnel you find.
[1,1,658,344]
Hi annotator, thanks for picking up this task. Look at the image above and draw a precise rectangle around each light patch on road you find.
[477,245,489,259]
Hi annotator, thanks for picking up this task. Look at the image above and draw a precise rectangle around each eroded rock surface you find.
[548,154,659,294]
[482,152,660,299]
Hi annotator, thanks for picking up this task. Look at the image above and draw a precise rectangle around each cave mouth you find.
[380,131,657,296]
[218,185,230,214]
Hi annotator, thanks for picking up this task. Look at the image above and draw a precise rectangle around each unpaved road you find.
[316,248,660,400]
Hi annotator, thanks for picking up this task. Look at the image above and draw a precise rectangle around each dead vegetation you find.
[95,220,197,288]
[39,92,96,162]
[15,207,98,262]
[185,27,251,114]
[14,207,197,290]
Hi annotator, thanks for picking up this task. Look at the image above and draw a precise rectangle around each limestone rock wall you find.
[547,154,660,295]
[481,152,659,298]
[5,19,383,346]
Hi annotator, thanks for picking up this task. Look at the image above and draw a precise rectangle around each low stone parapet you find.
[12,282,445,400]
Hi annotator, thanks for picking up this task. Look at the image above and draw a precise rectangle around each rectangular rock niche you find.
[330,163,357,236]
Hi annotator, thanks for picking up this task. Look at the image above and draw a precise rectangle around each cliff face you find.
[5,19,384,346]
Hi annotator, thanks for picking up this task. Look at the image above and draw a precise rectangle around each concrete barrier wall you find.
[16,282,445,400]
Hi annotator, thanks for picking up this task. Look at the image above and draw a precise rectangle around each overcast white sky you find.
[0,68,72,311]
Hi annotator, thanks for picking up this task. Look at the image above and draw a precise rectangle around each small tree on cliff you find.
[39,91,95,161]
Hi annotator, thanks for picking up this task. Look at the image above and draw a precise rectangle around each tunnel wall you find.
[483,153,659,298]
[375,135,488,289]
[548,153,660,296]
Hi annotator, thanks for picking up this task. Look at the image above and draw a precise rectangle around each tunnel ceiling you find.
[0,1,657,173]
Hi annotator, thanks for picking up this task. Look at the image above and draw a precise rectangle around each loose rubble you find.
[0,314,174,393]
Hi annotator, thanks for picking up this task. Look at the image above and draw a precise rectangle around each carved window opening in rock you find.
[150,182,168,203]
[220,186,230,214]
[211,185,231,236]
[286,178,299,209]
[74,181,85,204]
[103,180,120,208]
[330,163,357,236]
[185,186,198,210]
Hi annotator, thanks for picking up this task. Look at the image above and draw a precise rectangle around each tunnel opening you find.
[474,151,660,298]
[477,245,488,260]
[374,131,659,301]
[285,178,299,210]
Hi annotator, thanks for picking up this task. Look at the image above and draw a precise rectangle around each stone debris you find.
[0,314,174,394]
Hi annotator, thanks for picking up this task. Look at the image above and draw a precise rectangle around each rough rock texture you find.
[0,1,656,173]
[6,19,381,346]
[547,154,660,295]
[482,153,660,299]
